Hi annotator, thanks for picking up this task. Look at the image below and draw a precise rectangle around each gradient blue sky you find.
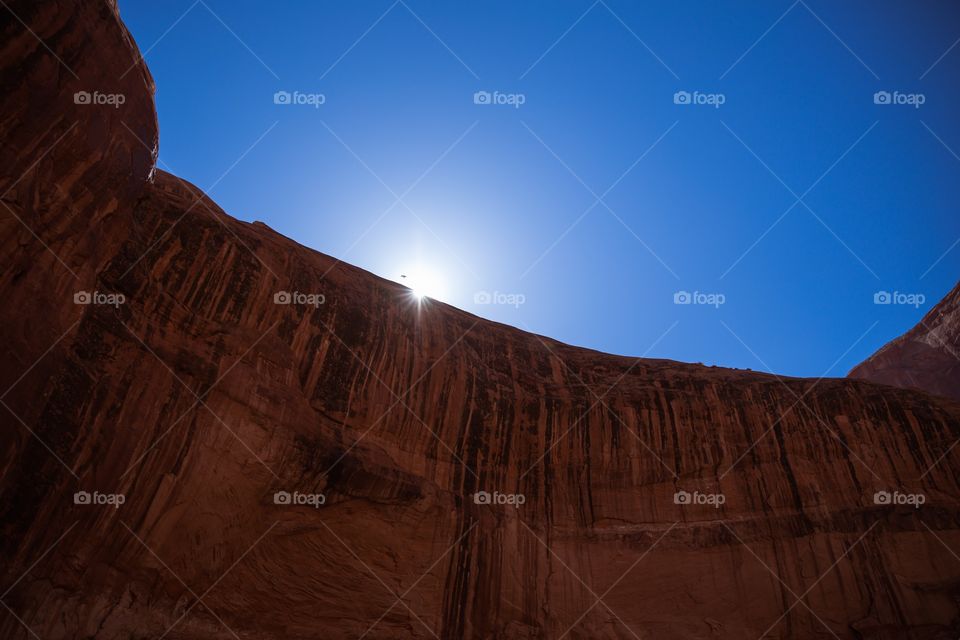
[118,0,960,378]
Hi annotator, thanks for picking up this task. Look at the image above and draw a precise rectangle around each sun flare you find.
[400,267,447,303]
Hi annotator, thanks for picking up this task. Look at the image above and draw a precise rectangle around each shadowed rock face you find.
[2,2,960,639]
[850,283,960,403]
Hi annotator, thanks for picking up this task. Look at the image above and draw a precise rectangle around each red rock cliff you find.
[2,2,960,639]
[850,282,960,402]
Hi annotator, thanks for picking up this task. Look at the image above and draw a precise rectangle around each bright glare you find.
[402,267,446,302]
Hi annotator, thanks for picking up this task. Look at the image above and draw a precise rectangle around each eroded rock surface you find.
[850,283,960,402]
[2,2,960,639]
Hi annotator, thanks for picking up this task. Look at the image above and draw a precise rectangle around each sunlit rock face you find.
[850,283,960,402]
[2,2,960,639]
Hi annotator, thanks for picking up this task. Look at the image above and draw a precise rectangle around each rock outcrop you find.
[850,282,960,402]
[2,2,960,639]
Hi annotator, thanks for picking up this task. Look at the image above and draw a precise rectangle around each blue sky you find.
[118,0,960,377]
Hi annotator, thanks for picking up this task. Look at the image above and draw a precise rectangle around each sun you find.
[401,267,446,303]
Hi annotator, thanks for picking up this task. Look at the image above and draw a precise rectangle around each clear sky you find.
[118,0,960,378]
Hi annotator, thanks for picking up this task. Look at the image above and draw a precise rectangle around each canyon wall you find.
[850,283,960,402]
[2,2,960,639]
